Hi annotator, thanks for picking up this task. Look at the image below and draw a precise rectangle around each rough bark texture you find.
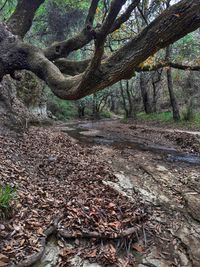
[140,72,152,114]
[0,0,199,102]
[7,0,45,38]
[166,46,180,121]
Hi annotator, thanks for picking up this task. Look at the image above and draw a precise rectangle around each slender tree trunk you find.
[78,106,85,118]
[120,81,129,118]
[166,46,180,121]
[152,81,157,113]
[151,69,163,113]
[126,81,132,116]
[140,73,152,114]
[110,94,116,113]
[92,93,100,119]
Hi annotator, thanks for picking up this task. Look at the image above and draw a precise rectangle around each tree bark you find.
[7,0,45,38]
[120,81,129,118]
[166,46,180,121]
[0,0,199,101]
[140,72,152,114]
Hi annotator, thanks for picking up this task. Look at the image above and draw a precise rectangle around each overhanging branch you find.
[43,0,100,61]
[135,62,200,72]
[0,0,200,101]
[110,0,140,32]
[7,0,45,38]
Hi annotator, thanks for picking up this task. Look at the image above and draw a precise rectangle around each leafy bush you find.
[100,110,112,118]
[137,111,173,122]
[182,102,195,121]
[47,92,77,120]
[0,184,16,211]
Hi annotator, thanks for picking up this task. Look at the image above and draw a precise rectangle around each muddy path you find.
[56,119,200,267]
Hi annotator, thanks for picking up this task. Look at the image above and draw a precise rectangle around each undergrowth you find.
[137,111,200,130]
[0,184,16,218]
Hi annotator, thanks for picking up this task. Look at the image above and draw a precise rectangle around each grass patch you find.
[137,111,173,122]
[0,184,16,218]
[137,111,200,130]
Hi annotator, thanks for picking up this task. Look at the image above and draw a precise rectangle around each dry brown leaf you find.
[0,254,9,266]
[132,243,144,253]
[87,249,97,258]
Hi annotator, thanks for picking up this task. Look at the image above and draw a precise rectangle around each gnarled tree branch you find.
[0,0,200,101]
[54,59,91,76]
[43,0,100,61]
[110,0,140,32]
[135,62,200,72]
[7,0,45,38]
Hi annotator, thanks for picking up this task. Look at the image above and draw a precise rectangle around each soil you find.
[1,119,200,267]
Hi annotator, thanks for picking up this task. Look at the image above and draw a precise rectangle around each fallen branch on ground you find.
[58,226,138,239]
[9,222,143,267]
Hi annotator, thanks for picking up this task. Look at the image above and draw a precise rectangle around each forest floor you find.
[1,119,200,267]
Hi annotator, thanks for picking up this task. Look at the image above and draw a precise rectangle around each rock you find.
[70,256,102,267]
[156,165,168,172]
[174,226,200,267]
[185,193,200,222]
[0,224,5,230]
[33,237,59,267]
[139,247,172,267]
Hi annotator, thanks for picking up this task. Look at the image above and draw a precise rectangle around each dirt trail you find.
[59,119,200,267]
[1,120,200,267]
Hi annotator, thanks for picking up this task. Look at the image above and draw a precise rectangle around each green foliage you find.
[182,107,195,122]
[174,32,200,62]
[0,184,16,211]
[29,0,88,46]
[137,111,173,122]
[120,117,129,124]
[100,110,112,118]
[47,92,76,120]
[0,0,17,20]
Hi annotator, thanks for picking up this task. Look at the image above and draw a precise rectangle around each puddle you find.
[59,122,200,165]
[167,154,200,164]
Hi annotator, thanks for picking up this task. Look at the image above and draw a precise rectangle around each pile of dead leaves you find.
[0,127,151,266]
[165,132,200,154]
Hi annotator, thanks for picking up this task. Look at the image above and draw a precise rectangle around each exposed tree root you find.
[9,216,141,267]
[9,216,61,267]
[58,226,138,240]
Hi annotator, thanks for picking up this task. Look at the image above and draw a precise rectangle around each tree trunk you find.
[151,70,163,113]
[120,81,129,118]
[140,73,152,114]
[152,81,157,113]
[166,46,180,121]
[92,93,100,119]
[78,106,85,118]
[110,94,116,113]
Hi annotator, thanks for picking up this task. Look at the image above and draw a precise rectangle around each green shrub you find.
[0,184,16,211]
[100,110,112,118]
[137,111,173,122]
[182,107,195,121]
[47,95,77,120]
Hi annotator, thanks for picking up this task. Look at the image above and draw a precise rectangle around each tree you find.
[165,45,180,121]
[0,0,200,104]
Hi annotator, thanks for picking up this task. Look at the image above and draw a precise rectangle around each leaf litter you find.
[0,127,153,266]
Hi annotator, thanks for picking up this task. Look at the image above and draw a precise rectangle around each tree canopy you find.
[0,0,200,100]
